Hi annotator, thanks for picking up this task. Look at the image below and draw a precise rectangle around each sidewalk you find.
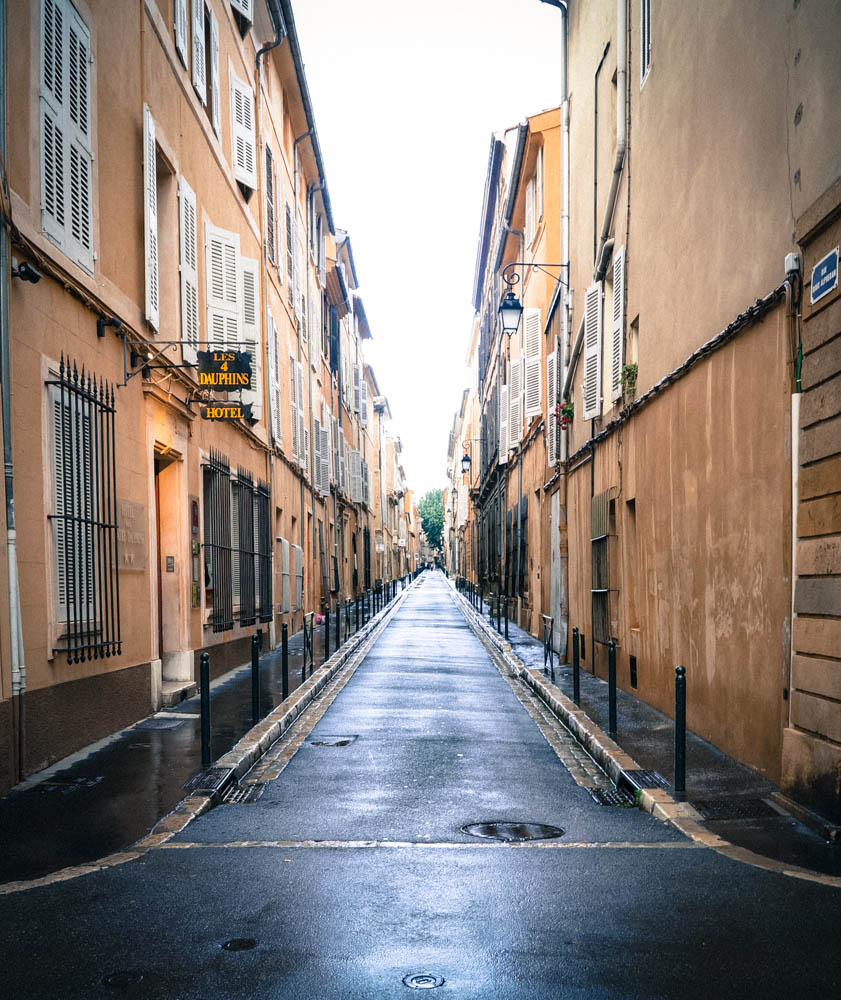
[0,586,408,885]
[458,588,841,877]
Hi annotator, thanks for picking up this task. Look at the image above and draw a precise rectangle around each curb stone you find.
[450,586,841,888]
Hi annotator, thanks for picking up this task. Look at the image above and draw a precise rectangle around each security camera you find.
[11,259,42,284]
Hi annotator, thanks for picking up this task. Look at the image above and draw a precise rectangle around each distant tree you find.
[418,489,444,553]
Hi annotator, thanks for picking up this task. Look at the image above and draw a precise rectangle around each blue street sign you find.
[810,246,838,305]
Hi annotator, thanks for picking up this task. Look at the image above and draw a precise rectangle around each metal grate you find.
[134,717,187,731]
[589,786,635,806]
[182,767,233,795]
[223,783,265,804]
[306,735,358,747]
[692,798,779,821]
[622,769,670,790]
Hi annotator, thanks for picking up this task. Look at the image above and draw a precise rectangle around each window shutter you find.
[546,348,558,467]
[360,377,368,429]
[205,223,240,353]
[509,358,523,447]
[231,0,252,24]
[280,537,290,612]
[174,0,187,64]
[353,363,360,413]
[536,147,543,221]
[331,417,338,485]
[498,385,509,464]
[209,8,220,136]
[265,146,275,265]
[295,361,306,469]
[40,0,67,248]
[285,202,294,296]
[178,176,199,365]
[51,387,68,620]
[191,0,206,104]
[294,544,303,611]
[240,256,261,421]
[231,487,241,606]
[268,315,282,447]
[230,75,257,189]
[143,105,159,331]
[581,282,603,420]
[314,417,323,491]
[525,177,535,248]
[66,5,93,271]
[320,423,330,497]
[610,246,626,402]
[340,435,347,494]
[523,307,542,419]
[289,354,299,462]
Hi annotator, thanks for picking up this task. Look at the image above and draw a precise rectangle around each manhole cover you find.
[306,735,358,747]
[589,786,635,806]
[103,970,144,988]
[461,822,564,842]
[621,769,670,790]
[223,783,265,804]
[221,938,257,951]
[403,973,445,989]
[692,798,779,821]
[135,717,186,730]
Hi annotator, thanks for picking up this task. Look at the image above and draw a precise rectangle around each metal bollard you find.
[251,633,260,724]
[281,623,289,701]
[572,626,580,706]
[324,603,331,663]
[336,600,341,649]
[608,639,617,737]
[200,651,211,768]
[356,595,360,631]
[504,596,509,639]
[497,594,501,633]
[675,666,686,802]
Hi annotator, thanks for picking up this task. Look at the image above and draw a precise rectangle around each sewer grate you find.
[306,735,358,747]
[589,786,635,807]
[223,783,265,804]
[221,939,257,951]
[182,767,234,794]
[403,973,445,989]
[462,822,564,842]
[692,798,780,821]
[622,769,670,790]
[103,971,144,988]
[134,717,187,731]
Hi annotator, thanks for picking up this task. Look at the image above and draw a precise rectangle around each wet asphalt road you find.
[2,572,840,999]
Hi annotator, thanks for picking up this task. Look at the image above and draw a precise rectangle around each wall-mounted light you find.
[461,452,472,475]
[11,258,42,284]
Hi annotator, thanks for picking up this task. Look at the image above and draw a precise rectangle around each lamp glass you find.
[461,453,471,475]
[499,291,523,337]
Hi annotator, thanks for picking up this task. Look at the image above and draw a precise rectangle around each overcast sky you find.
[292,0,563,497]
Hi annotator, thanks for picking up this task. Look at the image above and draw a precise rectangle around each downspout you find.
[562,0,627,400]
[293,130,311,566]
[0,0,25,781]
[256,1,285,646]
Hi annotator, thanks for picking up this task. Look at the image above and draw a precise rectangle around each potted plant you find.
[620,363,638,401]
[559,400,574,431]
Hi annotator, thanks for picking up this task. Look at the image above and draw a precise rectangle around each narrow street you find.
[1,572,839,999]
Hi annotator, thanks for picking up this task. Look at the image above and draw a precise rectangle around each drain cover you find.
[223,783,265,804]
[621,769,670,790]
[103,970,144,988]
[403,973,445,989]
[692,798,779,821]
[135,717,186,730]
[221,938,257,951]
[589,786,634,806]
[182,767,234,795]
[462,822,564,842]
[306,735,358,747]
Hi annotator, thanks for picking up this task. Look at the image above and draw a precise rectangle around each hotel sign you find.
[200,403,253,422]
[196,350,252,389]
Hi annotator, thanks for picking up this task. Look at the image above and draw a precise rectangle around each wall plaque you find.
[116,499,147,571]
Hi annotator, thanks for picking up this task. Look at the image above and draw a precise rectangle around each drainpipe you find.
[293,130,311,566]
[563,0,627,398]
[255,1,285,647]
[0,0,25,780]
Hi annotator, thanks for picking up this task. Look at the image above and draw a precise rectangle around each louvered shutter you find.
[499,385,509,464]
[191,0,206,104]
[611,246,626,402]
[582,282,603,420]
[289,354,299,461]
[51,387,68,620]
[178,176,199,364]
[240,256,261,421]
[205,223,240,355]
[525,177,535,248]
[523,308,542,419]
[340,435,347,494]
[209,8,220,136]
[314,417,323,491]
[320,423,330,497]
[265,146,275,265]
[536,147,543,221]
[66,4,93,271]
[281,537,290,612]
[294,544,303,610]
[285,202,294,294]
[360,377,368,429]
[268,315,282,447]
[353,363,360,413]
[143,105,159,331]
[231,0,252,23]
[230,74,256,189]
[509,358,524,447]
[295,361,306,469]
[174,0,187,64]
[546,348,558,467]
[231,487,240,606]
[40,0,67,248]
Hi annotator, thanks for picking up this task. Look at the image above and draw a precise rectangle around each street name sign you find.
[200,403,253,422]
[810,246,838,305]
[196,350,252,389]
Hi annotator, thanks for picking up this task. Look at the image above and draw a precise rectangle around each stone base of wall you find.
[781,726,841,826]
[0,698,16,797]
[193,635,252,683]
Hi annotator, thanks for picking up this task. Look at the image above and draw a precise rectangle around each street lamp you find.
[499,260,568,338]
[461,452,471,476]
[498,290,523,338]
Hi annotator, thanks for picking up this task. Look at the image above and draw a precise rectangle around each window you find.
[591,491,614,644]
[230,0,252,37]
[174,0,187,66]
[231,73,257,193]
[48,356,121,662]
[641,0,652,85]
[40,0,94,272]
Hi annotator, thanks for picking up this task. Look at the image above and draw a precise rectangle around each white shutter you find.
[340,435,347,494]
[240,256,261,421]
[289,354,299,461]
[350,450,362,503]
[611,246,626,402]
[209,8,220,137]
[231,0,253,23]
[314,417,323,492]
[40,0,66,248]
[509,358,524,447]
[66,5,93,272]
[294,544,303,610]
[499,385,509,464]
[582,282,603,420]
[353,363,360,413]
[360,377,368,429]
[178,176,199,365]
[269,315,282,447]
[458,484,467,526]
[205,223,240,354]
[174,0,187,64]
[143,105,159,331]
[281,538,291,612]
[295,361,306,469]
[320,423,330,497]
[525,177,535,248]
[546,348,558,467]
[536,147,543,221]
[191,0,206,104]
[231,74,257,189]
[265,147,276,265]
[331,417,339,485]
[524,307,542,419]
